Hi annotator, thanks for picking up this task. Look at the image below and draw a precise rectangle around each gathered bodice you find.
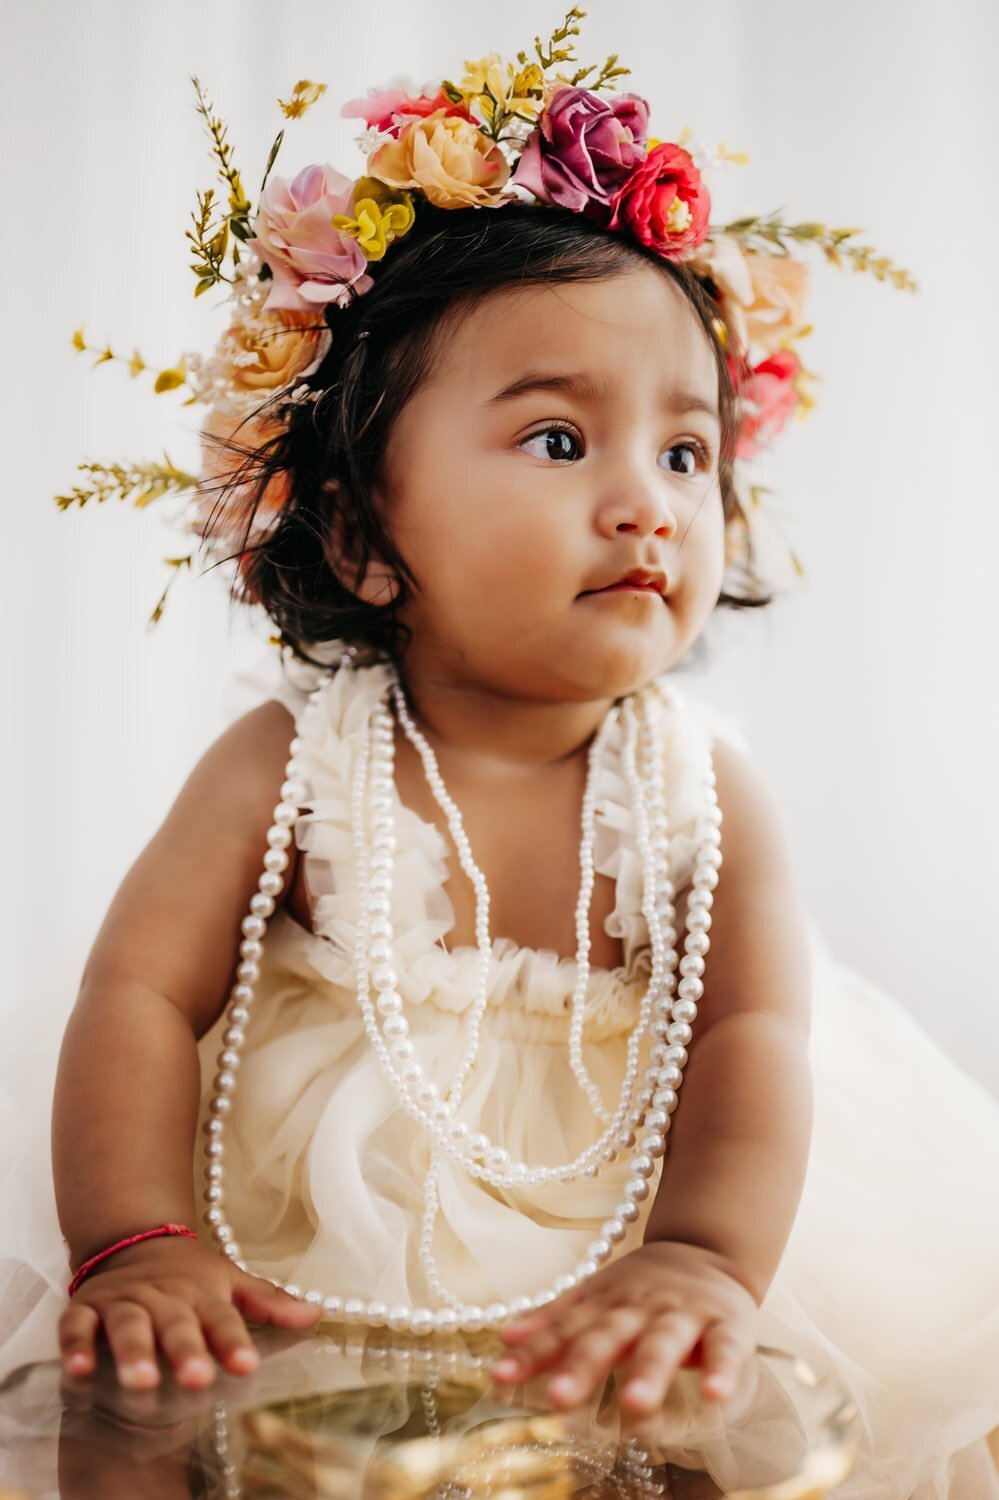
[237,649,751,1041]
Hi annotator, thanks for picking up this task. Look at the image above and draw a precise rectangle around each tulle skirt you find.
[2,916,998,1498]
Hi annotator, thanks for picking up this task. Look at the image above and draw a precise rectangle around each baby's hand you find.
[490,1240,759,1413]
[58,1235,321,1391]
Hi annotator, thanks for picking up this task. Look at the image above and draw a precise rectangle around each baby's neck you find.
[395,660,621,775]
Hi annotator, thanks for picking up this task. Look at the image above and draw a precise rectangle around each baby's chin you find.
[511,634,679,705]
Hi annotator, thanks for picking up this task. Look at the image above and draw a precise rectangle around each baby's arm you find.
[640,736,814,1295]
[53,700,321,1389]
[493,737,813,1409]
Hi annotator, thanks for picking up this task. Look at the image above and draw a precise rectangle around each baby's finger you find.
[196,1297,260,1376]
[543,1307,650,1408]
[102,1300,162,1390]
[58,1302,101,1378]
[232,1273,323,1329]
[142,1290,217,1388]
[699,1318,757,1401]
[619,1312,704,1413]
[492,1299,599,1383]
[498,1287,585,1345]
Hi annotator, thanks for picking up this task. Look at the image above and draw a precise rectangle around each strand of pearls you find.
[361,678,675,1193]
[199,664,723,1337]
[392,673,624,1126]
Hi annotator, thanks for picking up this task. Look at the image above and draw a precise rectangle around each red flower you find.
[732,348,804,460]
[607,142,710,259]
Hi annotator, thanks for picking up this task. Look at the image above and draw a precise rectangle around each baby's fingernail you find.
[492,1357,520,1378]
[625,1379,655,1404]
[549,1375,579,1400]
[178,1357,214,1384]
[120,1360,158,1388]
[229,1347,259,1372]
[704,1373,731,1397]
[65,1352,92,1375]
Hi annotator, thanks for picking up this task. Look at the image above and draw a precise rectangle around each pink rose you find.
[733,348,803,460]
[511,85,649,222]
[247,164,375,314]
[607,142,710,259]
[341,85,475,139]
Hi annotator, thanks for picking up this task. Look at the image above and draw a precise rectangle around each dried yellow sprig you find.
[54,454,200,511]
[531,4,586,72]
[148,554,195,628]
[524,5,631,94]
[70,328,191,392]
[191,75,251,231]
[448,8,629,144]
[278,80,328,119]
[723,211,918,292]
[259,82,329,215]
[188,76,252,291]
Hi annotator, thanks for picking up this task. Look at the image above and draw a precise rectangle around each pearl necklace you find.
[201,660,722,1338]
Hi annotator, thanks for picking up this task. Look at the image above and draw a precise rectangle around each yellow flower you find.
[331,176,415,261]
[278,80,328,120]
[459,52,542,127]
[369,109,511,209]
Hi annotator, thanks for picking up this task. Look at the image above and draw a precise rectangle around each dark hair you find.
[201,202,775,671]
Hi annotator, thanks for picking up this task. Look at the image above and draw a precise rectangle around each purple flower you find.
[511,85,650,223]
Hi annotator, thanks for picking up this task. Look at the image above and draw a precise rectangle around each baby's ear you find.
[322,482,401,606]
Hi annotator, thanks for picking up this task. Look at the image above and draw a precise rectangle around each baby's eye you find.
[518,424,581,463]
[659,440,712,477]
[518,424,713,475]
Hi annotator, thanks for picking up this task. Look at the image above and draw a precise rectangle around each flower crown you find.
[57,6,917,628]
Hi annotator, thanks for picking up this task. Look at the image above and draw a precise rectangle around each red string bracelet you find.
[68,1223,198,1298]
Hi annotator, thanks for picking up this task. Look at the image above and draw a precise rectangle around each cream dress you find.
[1,652,998,1500]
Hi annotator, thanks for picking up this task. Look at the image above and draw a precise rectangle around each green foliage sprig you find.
[722,211,918,291]
[55,455,200,512]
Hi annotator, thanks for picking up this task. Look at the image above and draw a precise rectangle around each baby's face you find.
[378,266,726,701]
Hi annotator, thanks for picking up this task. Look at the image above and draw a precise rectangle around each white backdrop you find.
[3,0,997,1093]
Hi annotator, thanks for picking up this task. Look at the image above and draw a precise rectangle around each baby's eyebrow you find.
[486,370,720,426]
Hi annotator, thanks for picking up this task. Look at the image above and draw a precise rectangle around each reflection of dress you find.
[1,650,998,1499]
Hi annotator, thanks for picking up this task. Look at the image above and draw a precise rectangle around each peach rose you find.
[685,235,808,355]
[369,108,511,209]
[742,252,809,353]
[215,309,331,394]
[195,406,291,543]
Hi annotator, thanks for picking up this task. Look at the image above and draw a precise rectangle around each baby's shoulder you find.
[175,698,300,853]
[80,697,303,1038]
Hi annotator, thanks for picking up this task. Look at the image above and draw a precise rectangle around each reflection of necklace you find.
[202,658,722,1334]
[211,1369,666,1500]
